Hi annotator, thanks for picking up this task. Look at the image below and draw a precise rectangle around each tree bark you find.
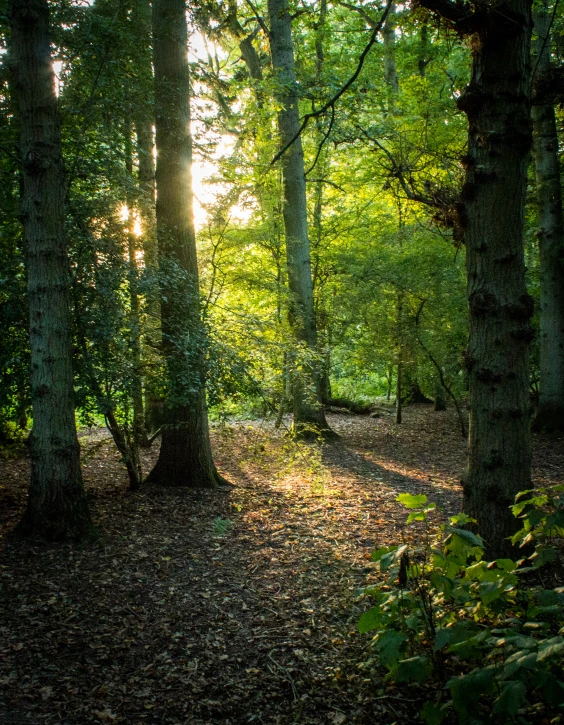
[267,0,334,439]
[455,2,534,557]
[145,0,224,487]
[383,2,399,99]
[531,1,564,433]
[131,0,162,440]
[124,112,148,458]
[9,0,93,540]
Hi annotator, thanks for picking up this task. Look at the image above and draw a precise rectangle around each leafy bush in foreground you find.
[358,486,564,724]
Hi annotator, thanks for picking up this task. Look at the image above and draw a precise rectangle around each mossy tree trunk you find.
[9,0,93,540]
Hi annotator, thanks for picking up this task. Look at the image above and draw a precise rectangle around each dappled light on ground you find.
[0,408,562,724]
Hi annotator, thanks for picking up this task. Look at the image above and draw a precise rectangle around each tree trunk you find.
[456,3,533,557]
[9,0,93,540]
[267,0,334,439]
[145,0,224,487]
[418,24,429,78]
[124,112,148,456]
[531,1,564,433]
[395,361,402,424]
[434,380,447,411]
[132,0,161,440]
[383,2,399,100]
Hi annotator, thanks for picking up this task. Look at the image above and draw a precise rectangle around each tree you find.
[267,0,333,438]
[420,0,534,556]
[9,0,93,540]
[531,0,564,433]
[145,0,225,487]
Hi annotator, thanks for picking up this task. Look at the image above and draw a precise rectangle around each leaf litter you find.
[0,407,562,724]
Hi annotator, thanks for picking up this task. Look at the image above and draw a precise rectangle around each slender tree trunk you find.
[267,0,333,439]
[531,1,564,432]
[132,0,161,439]
[418,24,429,78]
[146,0,224,487]
[456,3,534,557]
[395,361,402,424]
[386,363,393,401]
[383,2,399,108]
[124,112,148,456]
[434,380,447,411]
[9,0,93,540]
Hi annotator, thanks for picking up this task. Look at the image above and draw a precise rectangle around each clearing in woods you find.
[0,408,562,724]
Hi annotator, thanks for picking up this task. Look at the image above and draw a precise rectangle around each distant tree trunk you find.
[267,0,334,439]
[9,0,93,540]
[124,112,148,456]
[146,0,224,487]
[434,380,447,411]
[422,0,534,557]
[132,0,161,440]
[418,24,429,78]
[395,361,402,424]
[383,2,399,108]
[386,364,393,401]
[531,1,564,433]
[312,0,332,407]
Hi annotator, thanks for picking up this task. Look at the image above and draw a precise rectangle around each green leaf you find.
[430,571,454,597]
[528,604,562,619]
[449,528,484,548]
[376,630,408,668]
[358,606,383,633]
[434,622,478,652]
[393,655,432,682]
[447,629,490,660]
[371,546,393,563]
[407,511,428,523]
[449,668,496,717]
[479,578,507,605]
[492,681,526,717]
[503,651,538,677]
[396,493,428,509]
[420,700,447,725]
[449,512,475,526]
[537,637,564,662]
[496,559,517,572]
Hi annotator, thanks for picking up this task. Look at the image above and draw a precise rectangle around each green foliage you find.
[213,516,233,537]
[511,484,564,570]
[358,491,564,724]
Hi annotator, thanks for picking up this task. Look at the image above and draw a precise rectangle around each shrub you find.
[358,488,564,724]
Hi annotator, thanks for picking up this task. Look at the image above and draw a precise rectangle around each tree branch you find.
[270,0,394,165]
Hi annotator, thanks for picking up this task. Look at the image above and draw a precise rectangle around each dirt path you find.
[0,408,562,724]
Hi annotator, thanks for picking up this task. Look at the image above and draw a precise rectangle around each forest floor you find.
[1,407,563,725]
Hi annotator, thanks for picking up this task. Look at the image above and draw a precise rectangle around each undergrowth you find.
[358,485,564,724]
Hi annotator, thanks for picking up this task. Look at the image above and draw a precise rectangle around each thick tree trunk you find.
[531,2,564,433]
[457,3,533,557]
[146,0,223,487]
[267,0,333,439]
[9,0,93,540]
